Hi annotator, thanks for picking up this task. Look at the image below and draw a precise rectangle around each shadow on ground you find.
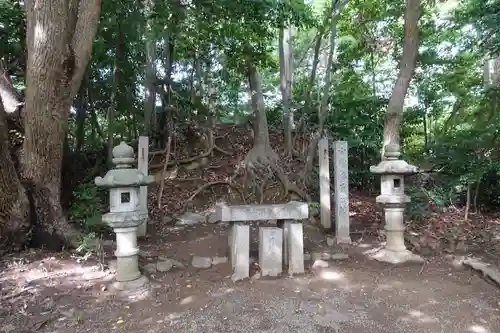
[1,224,500,333]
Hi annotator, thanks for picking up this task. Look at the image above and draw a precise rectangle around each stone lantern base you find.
[112,275,149,292]
[370,248,423,264]
[368,204,423,264]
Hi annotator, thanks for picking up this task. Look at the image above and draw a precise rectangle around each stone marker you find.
[138,136,149,237]
[192,256,212,269]
[288,222,305,274]
[231,223,250,281]
[333,141,352,244]
[95,142,154,292]
[259,227,283,277]
[318,137,331,230]
[369,144,423,264]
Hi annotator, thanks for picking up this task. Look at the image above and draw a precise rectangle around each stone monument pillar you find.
[95,142,154,291]
[369,144,423,264]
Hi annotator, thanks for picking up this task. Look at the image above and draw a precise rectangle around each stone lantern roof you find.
[95,141,154,188]
[369,144,418,175]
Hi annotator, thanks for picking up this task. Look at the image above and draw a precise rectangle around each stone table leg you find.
[231,223,250,282]
[259,227,283,277]
[288,222,305,274]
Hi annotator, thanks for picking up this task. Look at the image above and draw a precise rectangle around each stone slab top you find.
[215,201,309,223]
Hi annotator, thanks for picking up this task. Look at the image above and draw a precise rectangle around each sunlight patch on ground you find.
[399,309,439,324]
[180,295,196,305]
[469,324,491,333]
[319,269,345,281]
[0,255,113,298]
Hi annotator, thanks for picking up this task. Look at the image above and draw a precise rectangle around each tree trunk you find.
[295,3,333,134]
[0,71,24,114]
[107,30,123,167]
[143,0,156,138]
[74,77,87,153]
[247,62,271,147]
[280,25,294,156]
[21,0,101,249]
[0,95,30,254]
[303,0,343,178]
[382,0,421,154]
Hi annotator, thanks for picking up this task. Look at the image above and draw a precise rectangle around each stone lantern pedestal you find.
[95,142,154,291]
[369,144,423,264]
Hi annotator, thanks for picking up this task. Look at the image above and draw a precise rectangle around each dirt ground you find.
[1,222,500,333]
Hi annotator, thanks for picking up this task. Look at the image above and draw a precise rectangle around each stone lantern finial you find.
[112,142,135,168]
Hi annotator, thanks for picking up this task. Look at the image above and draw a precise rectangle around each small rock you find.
[139,250,152,258]
[326,237,335,247]
[212,256,228,265]
[207,213,219,224]
[312,260,329,269]
[176,212,206,226]
[158,256,184,268]
[304,253,311,261]
[170,259,185,268]
[330,253,349,260]
[251,272,261,280]
[192,256,212,268]
[140,317,153,325]
[144,263,157,274]
[312,252,330,261]
[162,216,174,224]
[156,260,173,272]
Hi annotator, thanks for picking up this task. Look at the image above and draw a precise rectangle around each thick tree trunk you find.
[247,62,271,147]
[0,95,30,254]
[382,0,421,154]
[21,0,101,248]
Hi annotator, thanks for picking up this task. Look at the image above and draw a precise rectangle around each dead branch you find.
[149,145,213,170]
[214,144,231,155]
[149,149,166,157]
[157,135,173,209]
[183,179,245,210]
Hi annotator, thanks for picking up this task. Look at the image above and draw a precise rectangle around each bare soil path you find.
[1,223,499,333]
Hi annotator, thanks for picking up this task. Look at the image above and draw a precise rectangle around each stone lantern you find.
[369,144,423,264]
[95,142,154,291]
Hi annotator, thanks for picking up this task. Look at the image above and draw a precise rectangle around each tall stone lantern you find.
[369,144,423,264]
[95,142,154,291]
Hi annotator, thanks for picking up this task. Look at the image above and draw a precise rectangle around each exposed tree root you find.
[157,135,172,209]
[149,131,232,170]
[214,144,231,155]
[244,143,311,202]
[183,179,245,210]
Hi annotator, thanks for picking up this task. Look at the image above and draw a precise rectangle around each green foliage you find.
[2,0,500,221]
[69,183,109,234]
